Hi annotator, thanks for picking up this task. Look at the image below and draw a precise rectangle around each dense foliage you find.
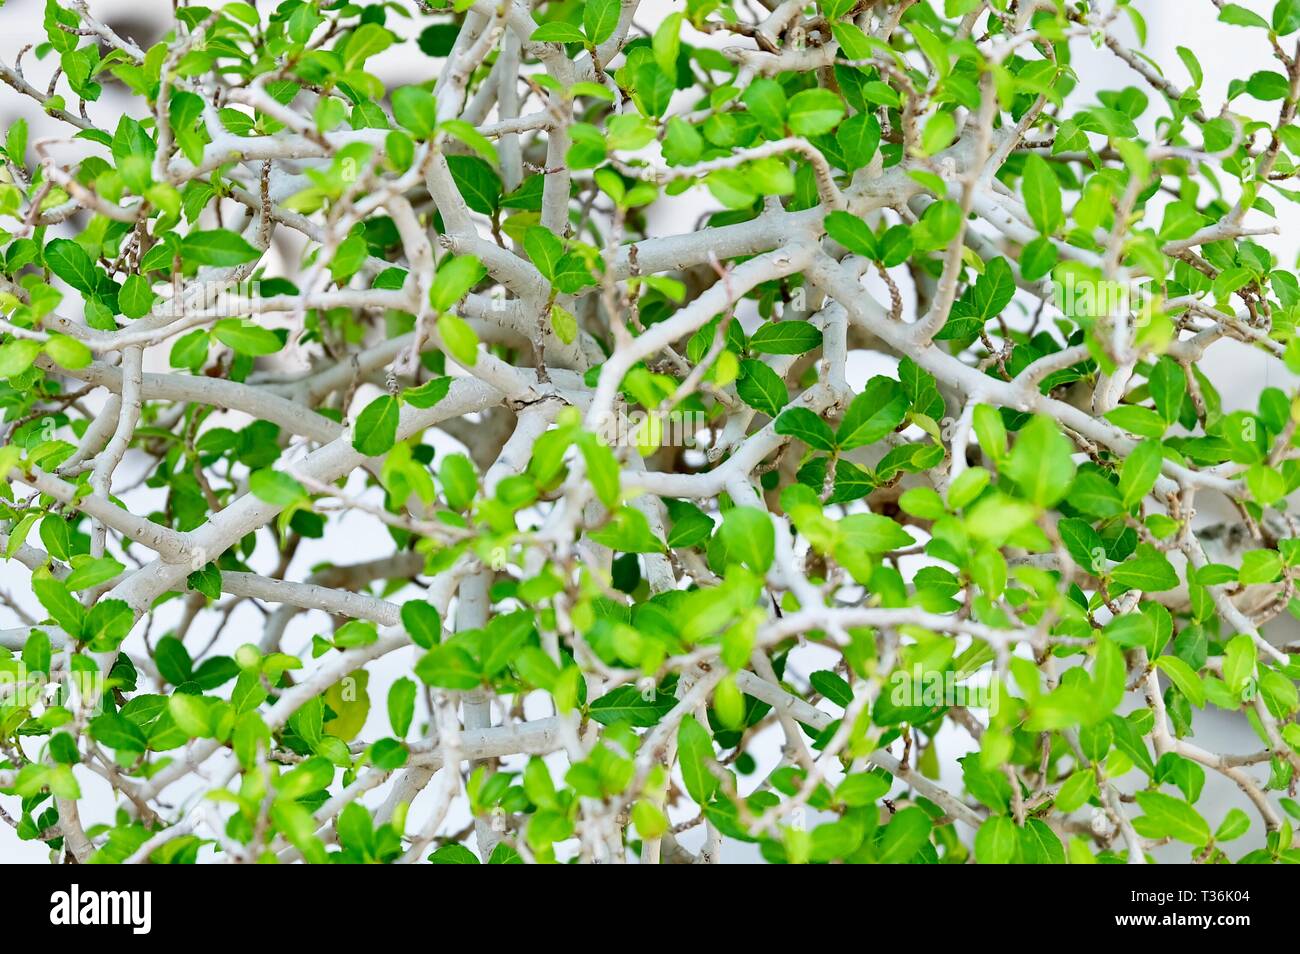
[2,0,1300,864]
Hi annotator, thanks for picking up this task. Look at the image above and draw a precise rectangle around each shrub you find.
[1,0,1299,864]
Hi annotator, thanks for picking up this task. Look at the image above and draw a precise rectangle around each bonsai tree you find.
[1,0,1299,865]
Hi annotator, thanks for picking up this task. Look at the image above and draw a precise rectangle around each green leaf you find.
[169,330,209,371]
[838,512,914,553]
[1148,357,1186,425]
[440,453,478,510]
[181,229,262,266]
[403,376,452,410]
[787,88,844,136]
[666,502,714,549]
[155,635,194,685]
[1222,633,1257,696]
[877,806,932,863]
[343,22,394,69]
[632,800,669,839]
[719,506,775,574]
[775,406,836,451]
[388,677,416,738]
[1134,790,1210,846]
[1068,471,1124,518]
[578,433,620,509]
[916,111,953,156]
[974,815,1018,863]
[735,359,789,417]
[1018,818,1065,863]
[749,321,823,355]
[1219,3,1271,29]
[38,515,70,561]
[823,210,878,260]
[32,574,85,639]
[810,670,853,708]
[437,314,479,366]
[947,466,989,509]
[1020,237,1057,282]
[971,257,1015,320]
[837,112,881,171]
[352,394,400,457]
[89,712,147,753]
[677,714,718,804]
[249,468,306,506]
[1119,439,1162,507]
[1156,655,1206,708]
[550,304,577,345]
[168,693,212,738]
[1247,70,1291,100]
[440,119,498,164]
[401,600,442,649]
[589,507,664,553]
[583,0,620,44]
[482,611,533,676]
[1240,548,1283,584]
[1105,612,1157,654]
[1110,544,1179,592]
[214,319,283,357]
[972,404,1007,461]
[112,116,155,193]
[277,756,335,802]
[187,562,221,600]
[447,156,503,215]
[662,117,702,165]
[836,772,889,807]
[118,274,156,319]
[64,555,124,591]
[652,12,683,77]
[1215,808,1251,841]
[1058,517,1105,574]
[22,629,51,675]
[6,118,27,168]
[44,238,99,294]
[552,253,597,293]
[1105,405,1168,439]
[524,227,565,281]
[1003,415,1076,507]
[288,3,324,43]
[1277,0,1300,34]
[1246,463,1287,506]
[85,599,132,648]
[1055,769,1098,814]
[392,85,437,138]
[0,338,42,377]
[837,377,909,449]
[1021,153,1064,235]
[415,645,481,690]
[587,684,674,726]
[742,79,788,137]
[44,334,91,370]
[430,255,486,312]
[530,21,586,44]
[429,844,480,864]
[336,801,374,857]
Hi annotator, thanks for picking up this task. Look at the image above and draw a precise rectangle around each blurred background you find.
[0,0,1294,862]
